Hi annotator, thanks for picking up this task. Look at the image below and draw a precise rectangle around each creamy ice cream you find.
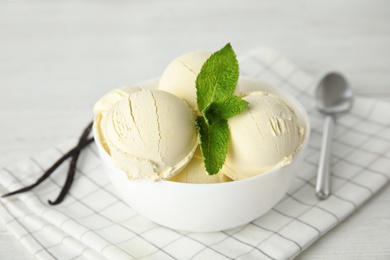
[169,147,232,184]
[223,91,304,180]
[93,86,142,115]
[102,89,198,180]
[93,86,142,154]
[159,51,211,114]
[93,47,305,184]
[159,50,242,115]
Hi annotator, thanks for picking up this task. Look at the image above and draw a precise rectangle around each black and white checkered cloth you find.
[1,48,389,260]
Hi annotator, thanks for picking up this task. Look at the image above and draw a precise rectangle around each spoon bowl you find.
[315,72,353,200]
[316,72,353,114]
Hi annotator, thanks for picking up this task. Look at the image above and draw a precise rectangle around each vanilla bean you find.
[48,121,93,205]
[48,149,80,205]
[2,122,94,200]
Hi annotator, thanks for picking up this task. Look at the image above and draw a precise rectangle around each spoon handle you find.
[316,115,334,200]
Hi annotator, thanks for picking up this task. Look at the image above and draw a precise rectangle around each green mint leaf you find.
[202,103,220,125]
[196,116,229,175]
[194,43,249,175]
[196,43,239,114]
[204,96,249,122]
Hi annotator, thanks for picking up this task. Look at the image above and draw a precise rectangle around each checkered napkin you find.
[1,48,390,260]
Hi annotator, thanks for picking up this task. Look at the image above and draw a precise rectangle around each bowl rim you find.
[93,76,311,187]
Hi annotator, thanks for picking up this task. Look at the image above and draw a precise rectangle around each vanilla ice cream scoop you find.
[223,91,304,180]
[93,86,143,154]
[159,51,211,114]
[93,86,143,115]
[103,89,198,180]
[169,147,232,184]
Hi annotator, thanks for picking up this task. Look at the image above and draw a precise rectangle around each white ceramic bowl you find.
[93,78,310,232]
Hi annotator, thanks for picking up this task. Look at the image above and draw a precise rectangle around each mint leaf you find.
[196,116,229,175]
[204,96,249,122]
[196,43,239,114]
[195,43,248,175]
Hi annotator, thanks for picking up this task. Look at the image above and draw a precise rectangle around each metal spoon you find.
[315,72,353,200]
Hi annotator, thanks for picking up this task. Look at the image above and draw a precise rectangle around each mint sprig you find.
[195,43,248,175]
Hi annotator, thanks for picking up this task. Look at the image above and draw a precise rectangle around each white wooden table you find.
[1,1,389,259]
